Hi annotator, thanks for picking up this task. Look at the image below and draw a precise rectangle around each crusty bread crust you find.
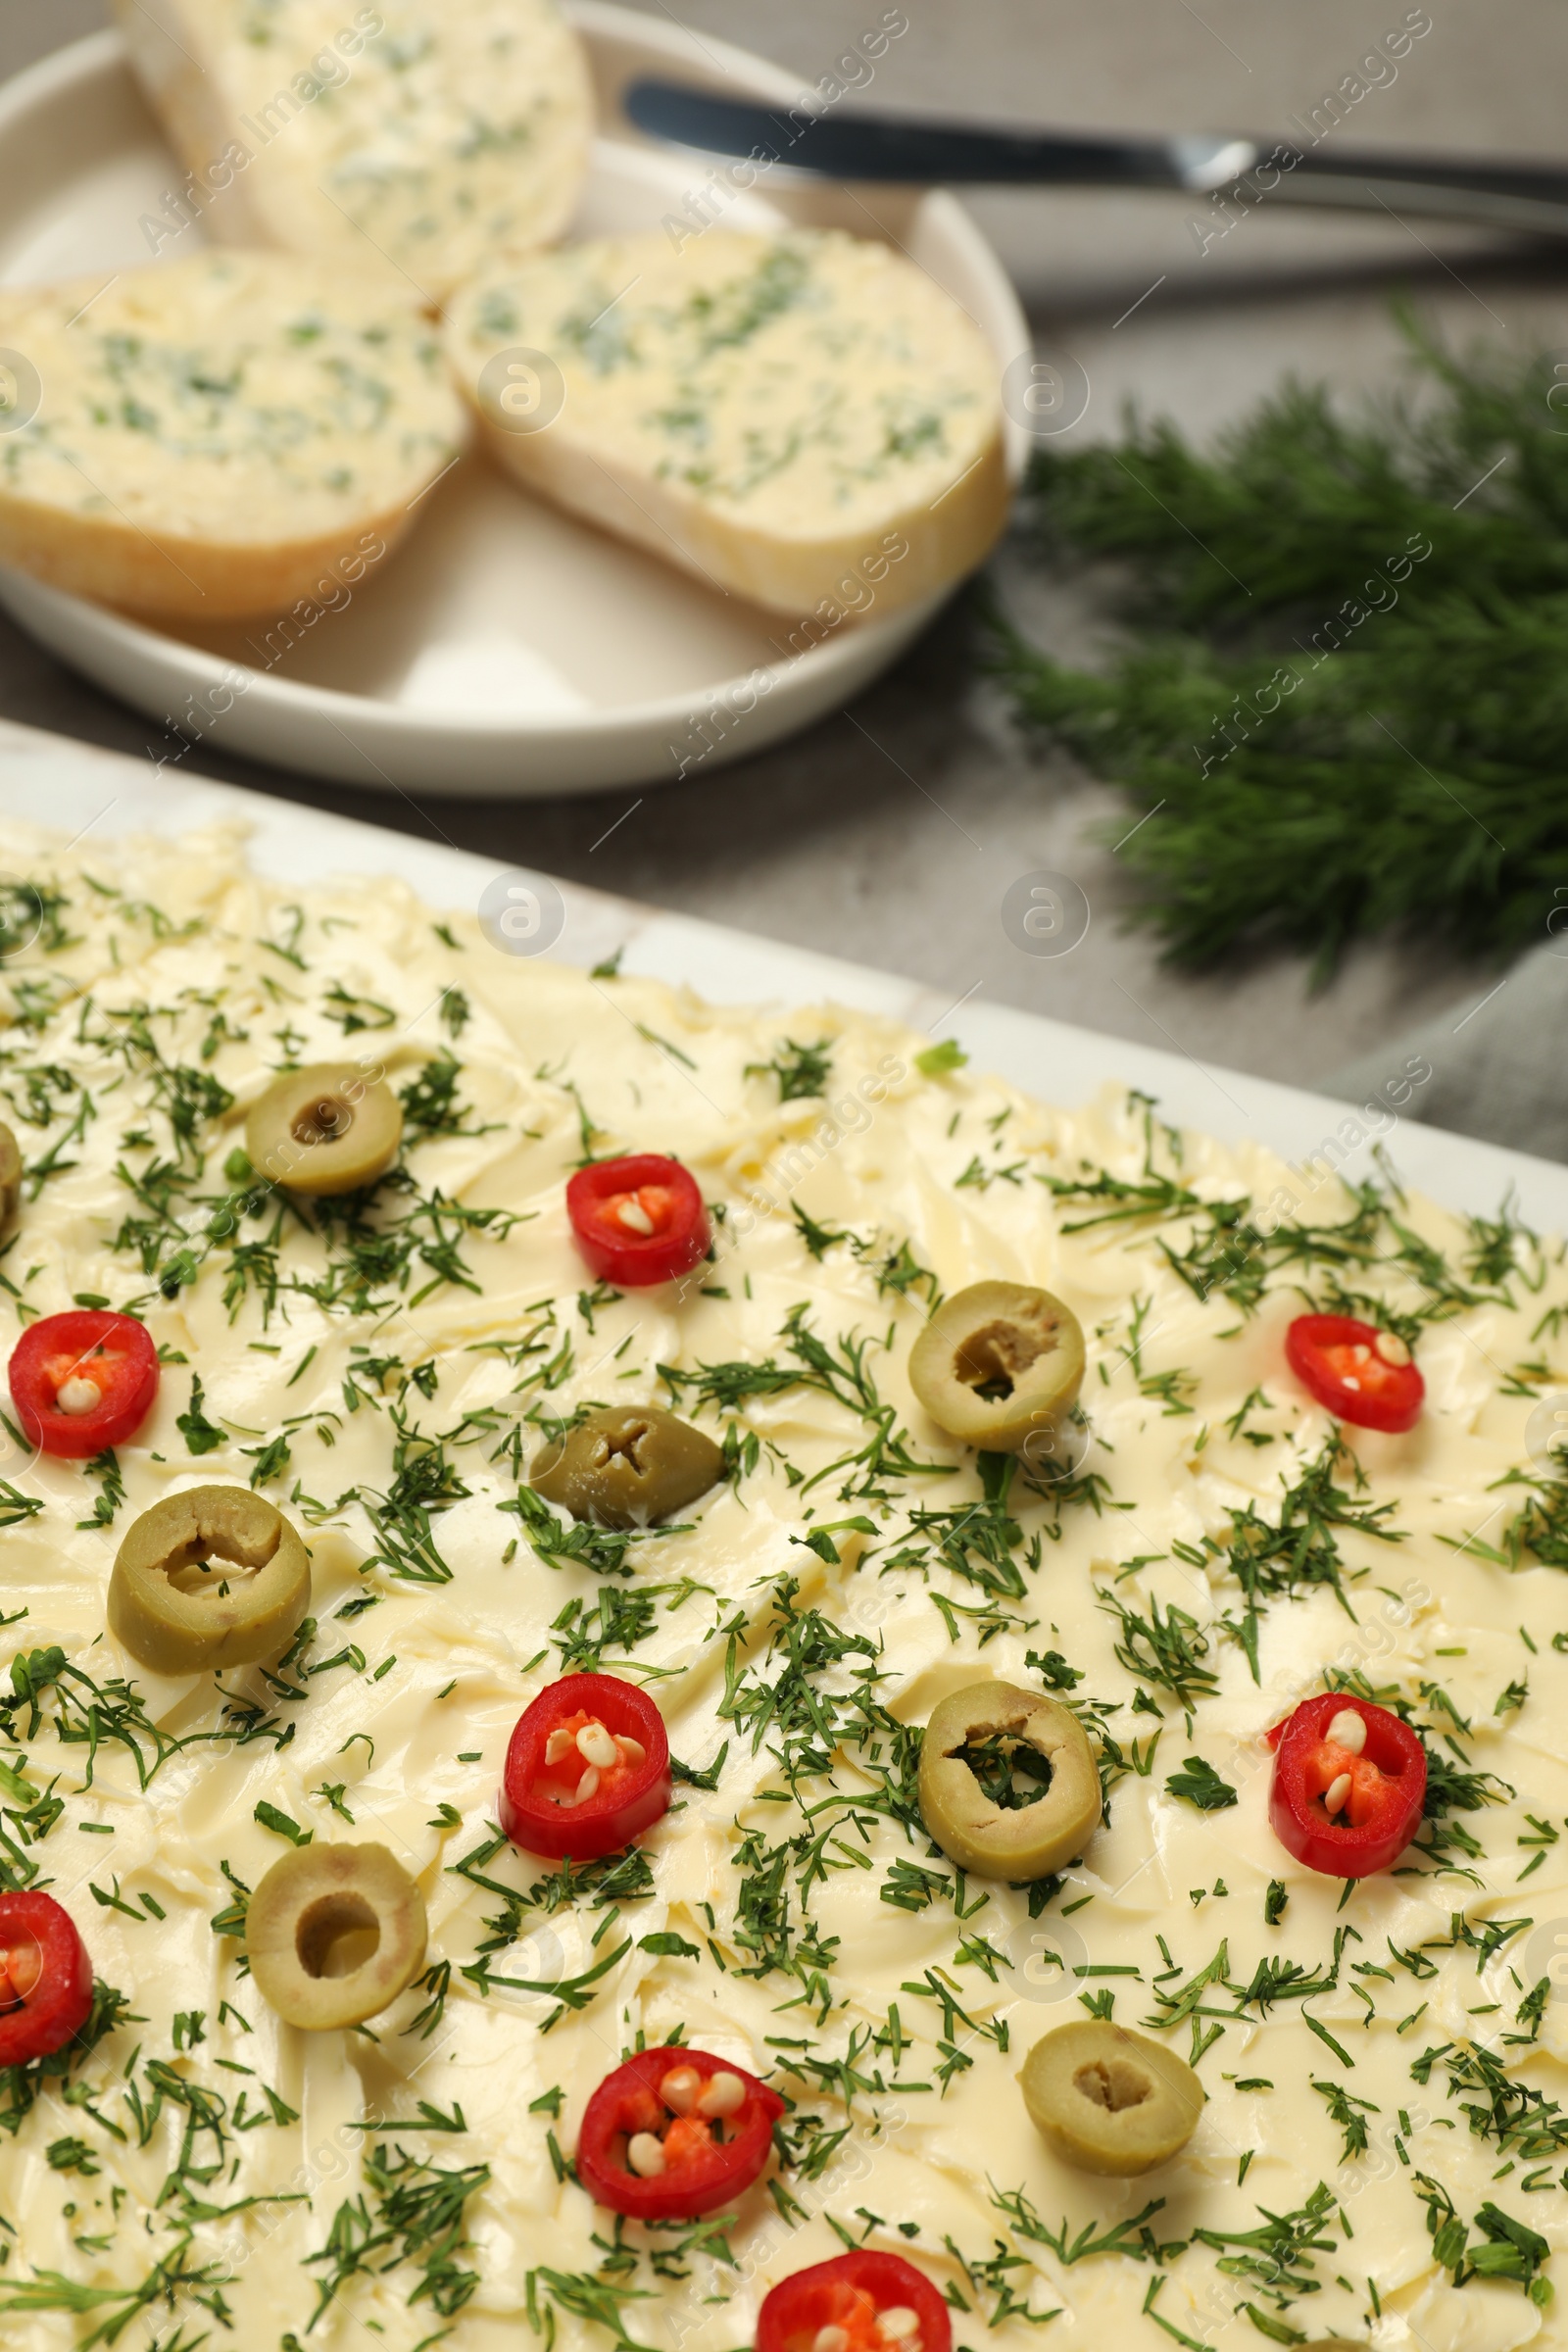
[0,251,466,621]
[0,490,416,622]
[474,414,1010,622]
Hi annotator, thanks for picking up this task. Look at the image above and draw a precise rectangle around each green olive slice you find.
[909,1281,1085,1452]
[532,1404,725,1529]
[247,1842,427,2031]
[244,1062,403,1196]
[0,1121,21,1227]
[109,1487,311,1676]
[1020,2020,1204,2176]
[918,1680,1100,1880]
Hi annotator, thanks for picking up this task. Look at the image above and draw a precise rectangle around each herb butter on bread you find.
[0,252,466,619]
[113,0,591,303]
[447,230,1008,619]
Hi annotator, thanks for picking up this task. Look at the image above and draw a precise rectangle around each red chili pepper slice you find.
[759,2252,952,2352]
[498,1672,672,1862]
[0,1889,94,2067]
[1285,1313,1423,1434]
[576,2045,784,2220]
[9,1309,160,1460]
[566,1155,710,1289]
[1267,1693,1427,1878]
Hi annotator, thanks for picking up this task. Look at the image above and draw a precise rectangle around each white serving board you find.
[0,715,1559,1233]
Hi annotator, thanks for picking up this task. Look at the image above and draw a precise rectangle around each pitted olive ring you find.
[918,1680,1102,1881]
[248,1843,427,2031]
[109,1487,311,1675]
[244,1062,403,1197]
[909,1281,1085,1453]
[1020,2019,1204,2176]
[0,1122,21,1227]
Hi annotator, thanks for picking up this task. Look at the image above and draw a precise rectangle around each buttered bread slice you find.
[447,230,1009,619]
[0,252,466,619]
[112,0,591,304]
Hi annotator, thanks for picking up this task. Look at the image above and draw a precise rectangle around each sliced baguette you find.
[446,229,1009,620]
[0,251,466,619]
[112,0,591,304]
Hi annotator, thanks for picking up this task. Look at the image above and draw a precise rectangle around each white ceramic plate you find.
[0,10,1030,798]
[2,711,1563,1234]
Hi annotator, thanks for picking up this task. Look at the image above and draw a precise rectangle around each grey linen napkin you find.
[1325,946,1568,1165]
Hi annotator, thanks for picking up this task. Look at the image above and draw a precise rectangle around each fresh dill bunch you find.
[991,304,1568,977]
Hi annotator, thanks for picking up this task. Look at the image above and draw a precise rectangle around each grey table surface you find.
[4,0,1567,1144]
